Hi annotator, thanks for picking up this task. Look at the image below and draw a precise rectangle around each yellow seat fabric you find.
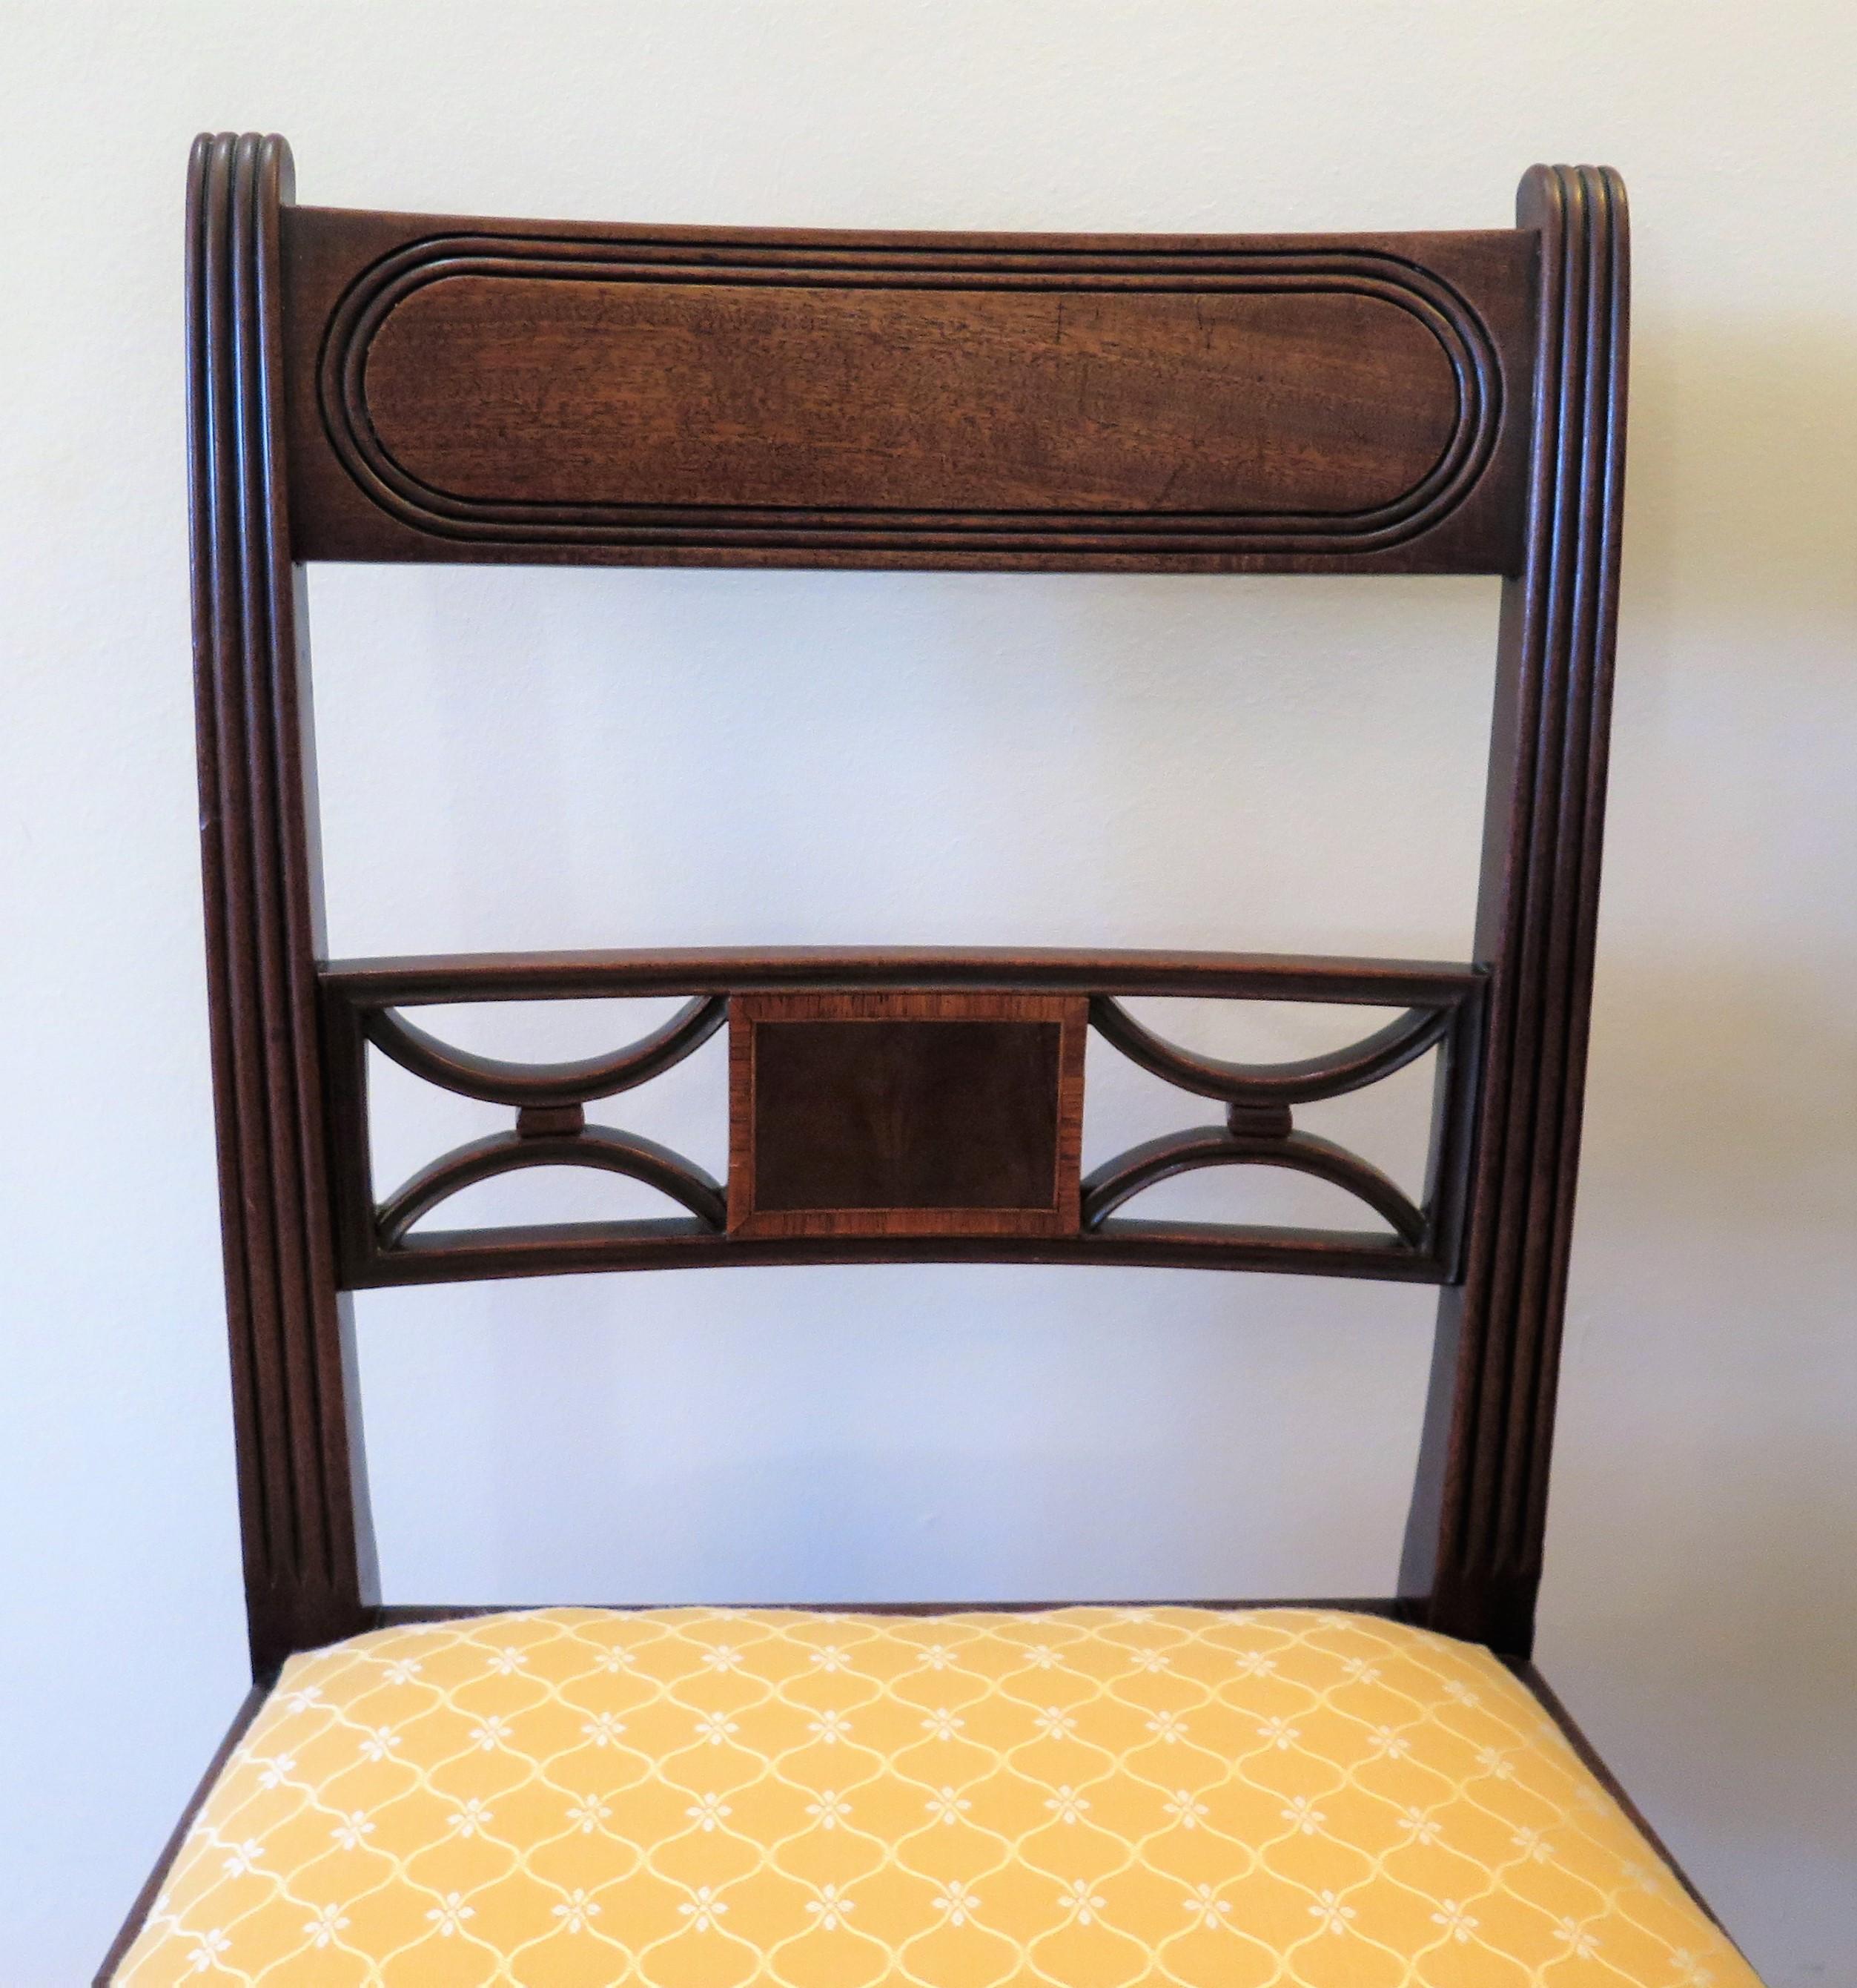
[113,1606,1755,1987]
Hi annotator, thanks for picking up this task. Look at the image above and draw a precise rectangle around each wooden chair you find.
[102,133,1758,1983]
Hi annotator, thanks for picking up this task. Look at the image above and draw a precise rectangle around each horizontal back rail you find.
[320,947,1482,1291]
[283,206,1537,572]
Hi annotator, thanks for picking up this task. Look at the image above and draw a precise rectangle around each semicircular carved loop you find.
[376,1126,726,1244]
[1080,1127,1428,1244]
[1088,996,1450,1106]
[365,994,727,1108]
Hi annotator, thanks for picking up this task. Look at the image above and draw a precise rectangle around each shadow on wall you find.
[1538,313,1857,1958]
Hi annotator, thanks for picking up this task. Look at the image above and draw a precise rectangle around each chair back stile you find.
[185,133,1627,1679]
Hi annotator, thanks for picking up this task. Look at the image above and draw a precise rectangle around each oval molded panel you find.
[322,238,1501,555]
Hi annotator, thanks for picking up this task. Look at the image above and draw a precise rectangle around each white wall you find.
[3,3,1852,1978]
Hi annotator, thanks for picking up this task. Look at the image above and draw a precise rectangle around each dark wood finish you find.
[317,948,1477,1285]
[371,1597,1408,1626]
[367,992,726,1104]
[149,134,1701,1936]
[282,204,1536,573]
[187,133,374,1679]
[95,1681,271,1985]
[1090,993,1452,1103]
[1083,985,1480,1275]
[1401,167,1630,1658]
[375,1124,726,1244]
[322,943,1485,1005]
[346,1218,1449,1286]
[1081,1127,1429,1243]
[729,992,1086,1238]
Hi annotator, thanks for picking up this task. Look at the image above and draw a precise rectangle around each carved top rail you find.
[282,206,1536,574]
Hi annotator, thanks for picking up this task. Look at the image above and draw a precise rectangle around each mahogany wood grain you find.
[317,950,1477,1286]
[187,133,374,1678]
[1400,167,1630,1657]
[321,944,1483,1005]
[281,204,1535,572]
[348,1216,1449,1287]
[729,992,1086,1240]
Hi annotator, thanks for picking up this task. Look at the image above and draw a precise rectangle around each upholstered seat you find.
[114,1607,1751,1986]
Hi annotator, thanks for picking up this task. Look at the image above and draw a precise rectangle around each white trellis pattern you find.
[111,1607,1758,1985]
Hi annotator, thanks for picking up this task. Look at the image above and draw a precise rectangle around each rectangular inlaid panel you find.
[729,992,1087,1238]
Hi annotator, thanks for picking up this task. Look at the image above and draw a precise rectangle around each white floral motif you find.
[1255,1716,1300,1750]
[686,1791,732,1832]
[469,1715,512,1752]
[808,1789,853,1829]
[1431,1900,1479,1942]
[302,1903,348,1949]
[1281,1795,1326,1835]
[810,1708,854,1746]
[919,1707,964,1741]
[701,1644,744,1673]
[694,1710,738,1746]
[810,1645,851,1673]
[1231,1651,1277,1677]
[1146,1710,1189,1744]
[426,1892,476,1937]
[357,1725,400,1763]
[1308,1889,1357,1934]
[1025,1645,1062,1669]
[186,1929,231,1973]
[1165,1790,1209,1829]
[579,1711,624,1748]
[329,1811,374,1851]
[1397,1806,1443,1846]
[552,1889,601,1933]
[1129,1648,1171,1673]
[921,1643,957,1671]
[925,1786,970,1825]
[383,1657,423,1685]
[448,1797,494,1837]
[1442,1678,1480,1706]
[255,1754,295,1789]
[279,1685,322,1714]
[485,1645,527,1676]
[1034,1706,1078,1740]
[1554,1918,1602,1959]
[219,1839,263,1878]
[1669,1953,1715,1987]
[806,1884,855,1930]
[1058,1878,1106,1924]
[1366,1726,1412,1760]
[679,1886,728,1932]
[592,1646,635,1674]
[931,1880,981,1926]
[1512,1826,1554,1861]
[1182,1883,1231,1929]
[1474,1745,1517,1780]
[1341,1657,1383,1684]
[1045,1785,1091,1824]
[566,1793,612,1834]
